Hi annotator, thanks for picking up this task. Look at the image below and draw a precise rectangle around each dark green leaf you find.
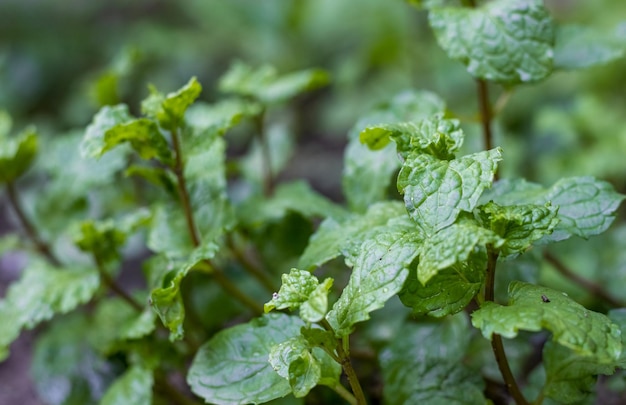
[269,337,320,398]
[554,24,625,70]
[150,242,218,341]
[0,128,38,183]
[398,148,502,234]
[0,262,99,361]
[400,257,485,318]
[380,313,485,405]
[326,231,422,337]
[142,77,202,131]
[472,281,621,364]
[187,313,303,405]
[429,0,555,84]
[100,366,154,405]
[476,201,559,257]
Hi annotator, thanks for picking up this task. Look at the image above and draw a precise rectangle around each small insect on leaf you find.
[541,294,550,303]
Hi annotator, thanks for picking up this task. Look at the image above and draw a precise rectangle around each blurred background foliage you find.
[1,0,626,403]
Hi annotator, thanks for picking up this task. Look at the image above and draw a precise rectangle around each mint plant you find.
[2,1,626,404]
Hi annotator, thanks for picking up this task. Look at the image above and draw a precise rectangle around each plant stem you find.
[5,181,61,267]
[320,319,367,405]
[543,251,624,308]
[254,111,274,196]
[332,382,358,405]
[485,246,529,405]
[476,80,495,152]
[93,255,144,312]
[169,127,264,316]
[226,234,277,293]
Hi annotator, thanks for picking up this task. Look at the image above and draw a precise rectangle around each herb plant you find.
[2,1,626,404]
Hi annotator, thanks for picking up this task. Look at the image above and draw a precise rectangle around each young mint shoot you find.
[1,1,625,404]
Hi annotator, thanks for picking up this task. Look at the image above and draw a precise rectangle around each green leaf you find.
[380,313,486,405]
[150,242,219,341]
[185,99,262,137]
[0,128,38,183]
[298,201,409,270]
[100,366,154,405]
[554,24,625,70]
[429,0,555,84]
[188,313,304,405]
[219,62,329,104]
[416,219,502,284]
[102,118,173,163]
[398,148,502,234]
[32,313,115,405]
[0,261,99,360]
[608,309,626,368]
[471,281,622,364]
[147,204,195,258]
[239,181,348,227]
[482,177,625,242]
[81,104,134,158]
[142,77,203,131]
[343,90,446,212]
[541,341,616,404]
[268,337,324,398]
[91,297,156,355]
[400,257,485,318]
[476,201,559,257]
[326,231,422,337]
[264,269,333,323]
[360,114,463,160]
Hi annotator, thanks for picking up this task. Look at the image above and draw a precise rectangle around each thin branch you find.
[331,382,358,405]
[485,246,529,405]
[169,128,264,316]
[5,181,61,267]
[543,251,624,308]
[476,79,496,153]
[226,234,277,293]
[94,254,144,312]
[320,319,367,405]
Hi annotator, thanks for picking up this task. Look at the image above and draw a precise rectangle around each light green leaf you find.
[554,24,625,70]
[541,341,616,404]
[400,257,485,318]
[269,337,321,398]
[264,269,333,323]
[417,219,502,284]
[343,90,446,213]
[608,309,626,368]
[188,313,303,405]
[102,118,173,163]
[0,110,11,137]
[147,204,195,259]
[32,313,115,405]
[398,148,502,234]
[476,201,559,257]
[142,77,202,131]
[100,365,154,405]
[81,104,134,158]
[429,0,555,84]
[219,62,329,104]
[482,177,625,242]
[0,261,99,360]
[0,128,38,183]
[360,114,463,160]
[150,242,219,341]
[472,281,622,363]
[298,201,410,270]
[91,297,156,355]
[239,181,348,227]
[185,99,262,137]
[326,231,422,337]
[380,313,485,405]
